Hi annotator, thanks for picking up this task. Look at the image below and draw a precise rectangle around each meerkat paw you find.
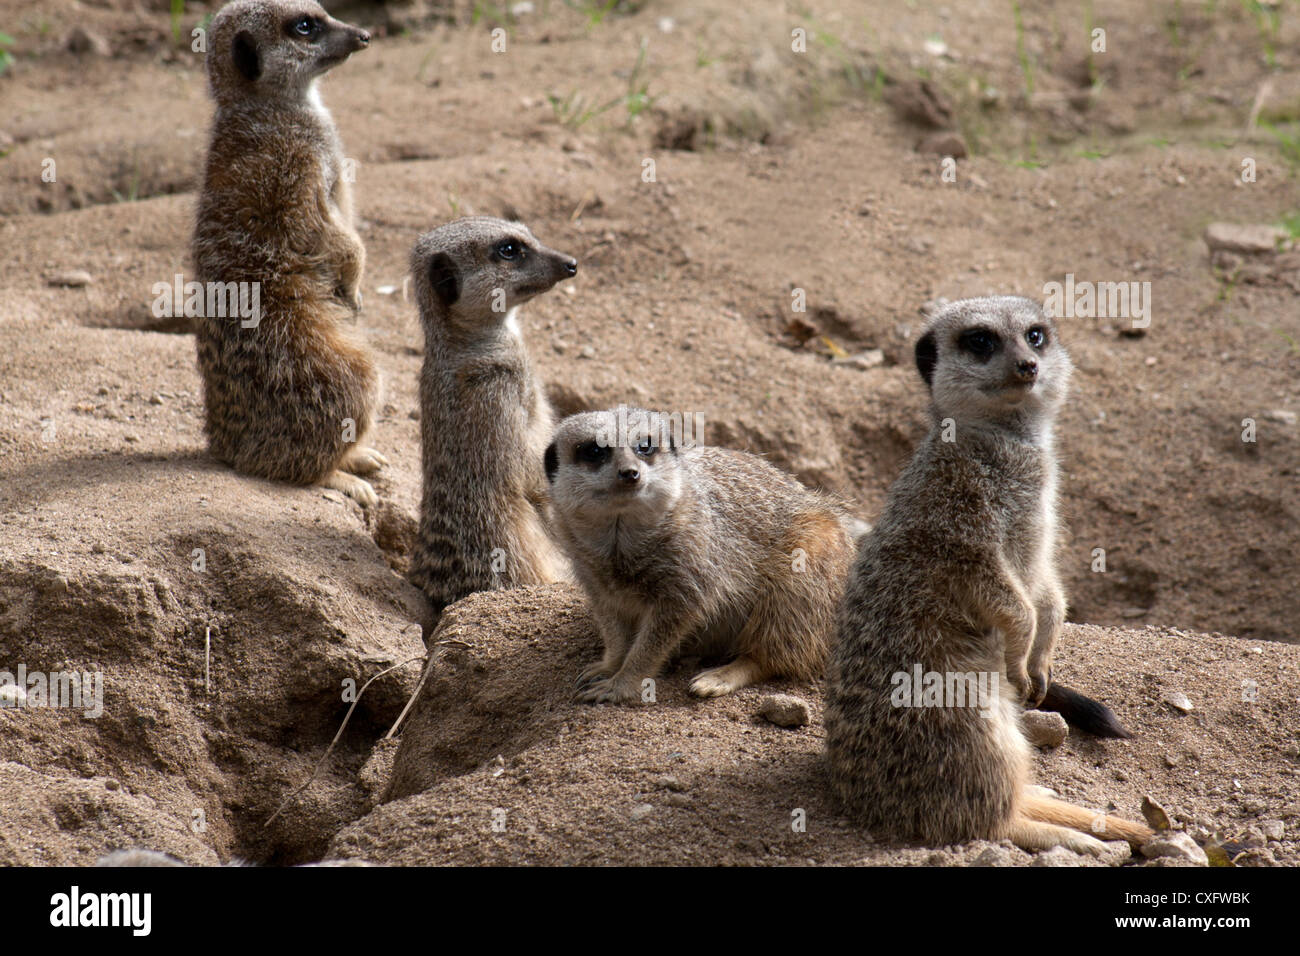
[575,660,617,687]
[341,446,388,476]
[575,675,642,705]
[1007,664,1033,704]
[689,657,765,698]
[322,470,377,508]
[1027,665,1050,707]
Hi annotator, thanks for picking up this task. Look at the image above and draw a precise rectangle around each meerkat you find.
[407,217,576,615]
[545,406,857,704]
[192,0,385,506]
[825,296,1150,855]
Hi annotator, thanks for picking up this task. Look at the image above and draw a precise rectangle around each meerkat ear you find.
[543,441,559,484]
[427,253,460,307]
[231,31,261,82]
[914,331,938,388]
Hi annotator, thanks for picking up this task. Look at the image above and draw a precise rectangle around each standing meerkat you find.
[545,406,857,704]
[192,0,386,506]
[407,217,576,615]
[826,296,1150,855]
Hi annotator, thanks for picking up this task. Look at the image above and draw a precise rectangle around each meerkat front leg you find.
[322,469,377,508]
[578,610,699,705]
[1026,579,1065,706]
[965,564,1038,704]
[577,605,639,689]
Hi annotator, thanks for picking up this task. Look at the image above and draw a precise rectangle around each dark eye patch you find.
[576,441,611,467]
[957,327,999,360]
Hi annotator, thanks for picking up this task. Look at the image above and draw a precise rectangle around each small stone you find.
[149,394,164,405]
[1140,831,1209,866]
[971,845,1013,867]
[1260,819,1285,841]
[104,778,121,791]
[1263,409,1297,426]
[1234,847,1278,867]
[663,793,692,808]
[1203,222,1290,255]
[653,774,686,792]
[757,693,810,728]
[1164,753,1179,768]
[48,270,93,288]
[65,26,110,57]
[1097,841,1133,867]
[1162,691,1193,714]
[917,130,968,158]
[1141,796,1173,832]
[630,803,654,822]
[579,346,596,359]
[1240,826,1267,849]
[1021,710,1068,748]
[832,349,885,370]
[1032,846,1084,867]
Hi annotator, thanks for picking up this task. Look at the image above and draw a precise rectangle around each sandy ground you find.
[0,0,1297,865]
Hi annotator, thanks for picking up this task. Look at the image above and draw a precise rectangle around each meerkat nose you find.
[354,29,371,47]
[1015,359,1038,381]
[618,466,640,484]
[563,258,578,277]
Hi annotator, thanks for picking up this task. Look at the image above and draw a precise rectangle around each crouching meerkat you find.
[545,406,857,704]
[826,296,1150,855]
[407,217,576,616]
[192,0,386,506]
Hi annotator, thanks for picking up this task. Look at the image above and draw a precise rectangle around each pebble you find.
[1021,710,1068,748]
[1031,846,1084,867]
[48,270,93,288]
[1260,819,1285,841]
[971,845,1014,867]
[1140,831,1209,866]
[1162,690,1194,714]
[1203,222,1290,255]
[832,349,885,370]
[629,803,654,822]
[757,693,811,728]
[1141,796,1173,832]
[1263,409,1297,426]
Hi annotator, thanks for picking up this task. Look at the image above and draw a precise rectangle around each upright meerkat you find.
[407,217,576,615]
[192,0,385,506]
[545,406,857,704]
[826,296,1149,854]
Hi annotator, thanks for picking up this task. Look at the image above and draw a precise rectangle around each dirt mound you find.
[329,585,1300,866]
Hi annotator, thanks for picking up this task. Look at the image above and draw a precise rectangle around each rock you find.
[757,693,810,728]
[1162,690,1193,714]
[917,130,968,158]
[1263,409,1297,426]
[653,774,686,792]
[47,270,93,288]
[1240,826,1267,848]
[1234,847,1278,867]
[65,27,110,57]
[1141,795,1173,832]
[1140,831,1209,866]
[629,803,654,822]
[1203,222,1290,255]
[971,845,1014,867]
[832,349,885,370]
[1260,819,1286,841]
[1021,710,1068,748]
[1031,846,1084,867]
[1098,841,1134,867]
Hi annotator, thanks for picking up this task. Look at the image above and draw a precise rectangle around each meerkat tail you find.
[1019,791,1152,849]
[1039,682,1133,739]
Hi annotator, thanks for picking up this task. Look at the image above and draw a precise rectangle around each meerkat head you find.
[544,407,685,526]
[206,0,370,107]
[411,217,578,341]
[914,295,1072,432]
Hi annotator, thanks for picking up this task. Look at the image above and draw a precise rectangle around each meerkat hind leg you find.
[322,469,377,508]
[1006,817,1107,856]
[690,656,766,698]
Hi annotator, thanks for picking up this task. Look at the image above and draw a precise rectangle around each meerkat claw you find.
[342,446,388,475]
[322,470,377,508]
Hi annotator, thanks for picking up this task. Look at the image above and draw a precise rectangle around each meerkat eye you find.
[1025,326,1048,349]
[288,16,317,38]
[495,241,521,261]
[576,441,611,466]
[957,328,999,360]
[634,438,657,458]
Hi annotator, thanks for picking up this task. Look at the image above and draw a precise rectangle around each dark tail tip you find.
[1039,682,1133,739]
